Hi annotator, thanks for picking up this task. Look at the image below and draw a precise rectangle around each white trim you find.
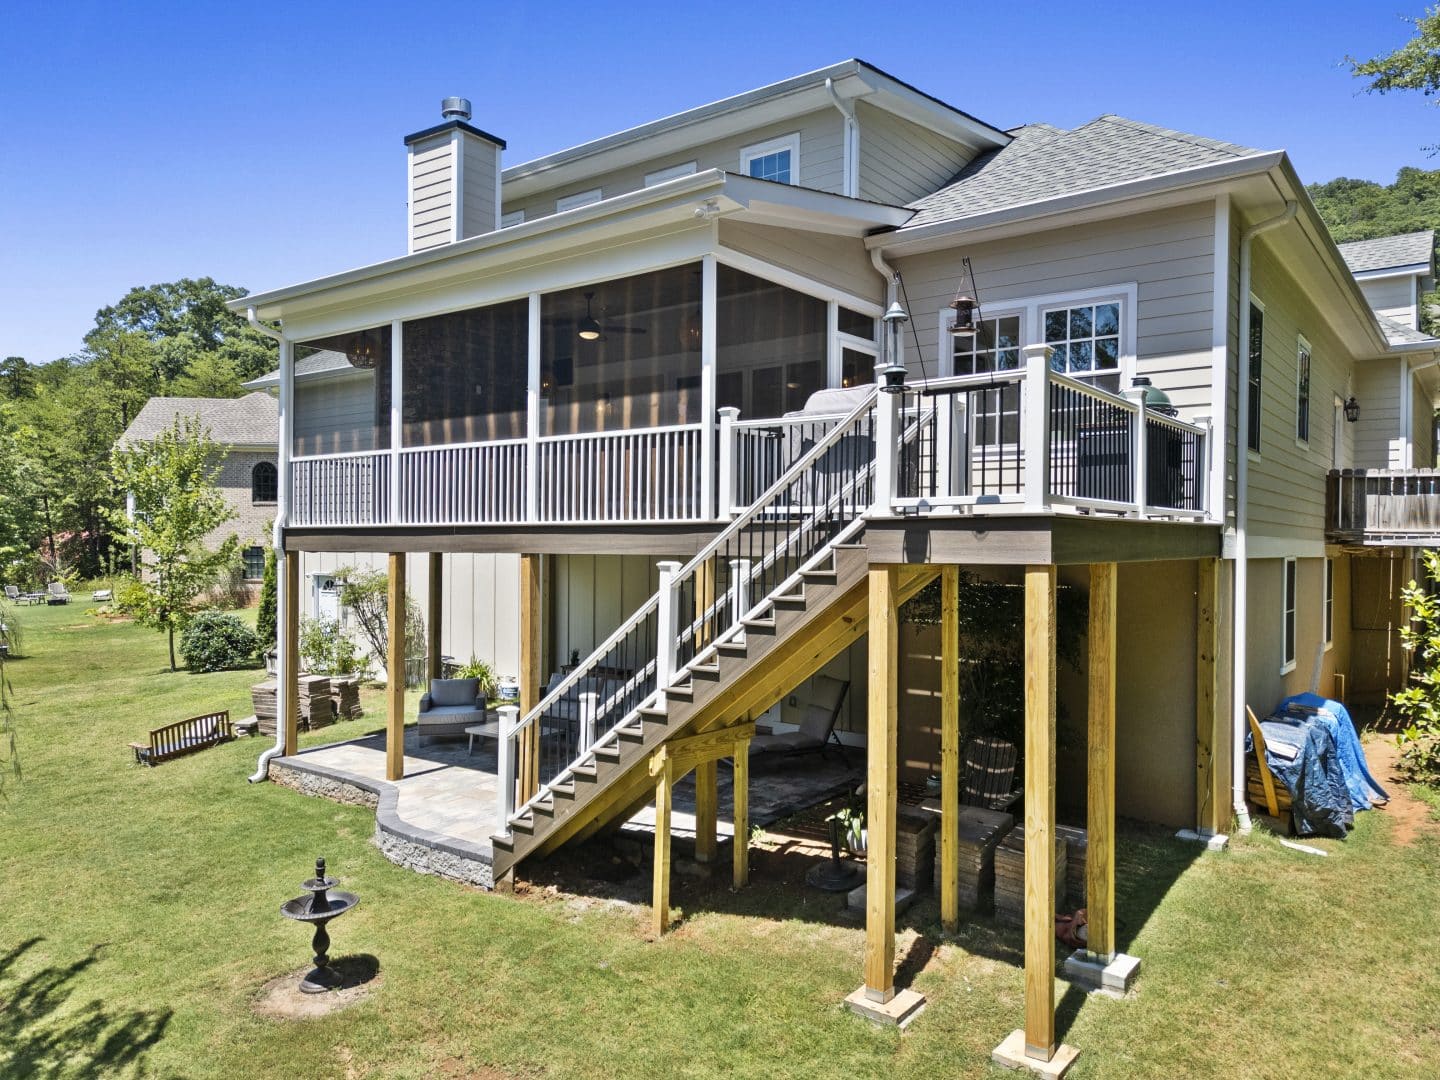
[500,209,525,229]
[826,302,840,387]
[714,245,884,315]
[644,161,698,186]
[389,319,403,524]
[1210,195,1231,526]
[1246,293,1265,456]
[701,253,717,517]
[1332,395,1346,470]
[1352,265,1430,282]
[1280,556,1297,675]
[526,293,540,522]
[555,188,603,212]
[451,131,464,243]
[1323,556,1335,651]
[740,133,801,185]
[406,144,416,255]
[1295,334,1312,446]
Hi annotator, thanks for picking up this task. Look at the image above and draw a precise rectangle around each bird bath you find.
[280,857,359,993]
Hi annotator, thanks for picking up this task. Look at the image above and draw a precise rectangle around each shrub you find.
[256,548,277,648]
[1392,549,1440,781]
[178,610,261,673]
[454,655,499,699]
[298,616,362,676]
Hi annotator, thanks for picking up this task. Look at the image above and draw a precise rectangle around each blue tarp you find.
[1280,694,1389,811]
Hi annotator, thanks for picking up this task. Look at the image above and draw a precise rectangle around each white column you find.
[527,292,541,522]
[717,406,740,517]
[656,560,682,687]
[389,319,403,525]
[826,301,841,387]
[277,336,294,533]
[874,384,899,512]
[730,557,752,630]
[1125,385,1149,518]
[497,705,519,828]
[701,254,718,518]
[1022,344,1052,512]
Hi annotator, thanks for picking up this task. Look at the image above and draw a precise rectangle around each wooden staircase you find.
[490,540,936,878]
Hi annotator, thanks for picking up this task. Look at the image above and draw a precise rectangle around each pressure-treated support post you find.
[733,735,750,888]
[652,755,673,937]
[283,551,300,758]
[1196,557,1227,835]
[386,553,407,782]
[1087,563,1117,962]
[427,553,443,683]
[519,553,542,801]
[940,564,961,933]
[694,759,718,864]
[1023,564,1057,1060]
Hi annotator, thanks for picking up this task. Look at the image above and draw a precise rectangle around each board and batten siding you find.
[293,374,378,455]
[503,109,845,223]
[1246,238,1363,544]
[718,219,883,305]
[410,134,455,252]
[856,101,974,206]
[894,202,1220,414]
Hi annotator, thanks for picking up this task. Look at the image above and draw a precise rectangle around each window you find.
[644,161,697,186]
[953,314,1024,445]
[500,209,524,228]
[1296,337,1312,443]
[1282,557,1297,674]
[1248,301,1264,453]
[242,546,266,580]
[1323,557,1335,648]
[740,134,800,185]
[1043,302,1122,392]
[555,188,602,212]
[715,264,826,418]
[251,461,278,503]
[837,307,876,341]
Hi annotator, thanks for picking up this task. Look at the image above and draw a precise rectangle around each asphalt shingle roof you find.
[119,393,277,448]
[1336,231,1435,274]
[243,349,352,389]
[903,115,1265,230]
[1376,313,1439,347]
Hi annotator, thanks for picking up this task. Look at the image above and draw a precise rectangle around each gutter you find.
[1231,199,1297,834]
[246,309,293,784]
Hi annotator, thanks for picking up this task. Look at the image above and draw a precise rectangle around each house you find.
[229,60,1440,1071]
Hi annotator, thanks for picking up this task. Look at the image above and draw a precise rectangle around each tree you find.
[1350,8,1440,106]
[107,417,239,670]
[1391,549,1440,780]
[0,357,36,401]
[336,566,426,683]
[256,546,277,649]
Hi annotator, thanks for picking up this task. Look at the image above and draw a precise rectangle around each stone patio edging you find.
[269,755,495,890]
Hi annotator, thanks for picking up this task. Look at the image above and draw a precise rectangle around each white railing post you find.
[935,393,954,501]
[729,557,752,635]
[1022,344,1053,511]
[655,560,681,687]
[952,394,969,499]
[1125,384,1149,518]
[496,705,519,830]
[717,406,740,518]
[874,379,900,512]
[580,691,598,753]
[1194,415,1213,517]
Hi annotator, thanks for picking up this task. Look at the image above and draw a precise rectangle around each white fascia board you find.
[1351,264,1430,281]
[722,172,912,234]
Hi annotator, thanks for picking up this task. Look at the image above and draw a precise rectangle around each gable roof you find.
[1336,230,1435,275]
[902,114,1267,230]
[244,349,354,389]
[1377,313,1439,347]
[118,393,277,449]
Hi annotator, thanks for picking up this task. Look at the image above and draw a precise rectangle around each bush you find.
[256,548,277,648]
[454,655,499,699]
[298,616,362,676]
[1392,549,1440,781]
[178,610,261,673]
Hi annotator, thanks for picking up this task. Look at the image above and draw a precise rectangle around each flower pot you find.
[846,825,868,857]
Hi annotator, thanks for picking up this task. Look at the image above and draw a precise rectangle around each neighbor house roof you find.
[901,115,1267,230]
[1377,313,1439,347]
[244,349,354,389]
[1336,230,1435,275]
[118,393,277,449]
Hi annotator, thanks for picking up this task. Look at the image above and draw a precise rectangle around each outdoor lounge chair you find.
[3,585,20,603]
[416,677,488,742]
[130,710,233,765]
[961,735,1023,812]
[46,582,70,605]
[749,675,850,761]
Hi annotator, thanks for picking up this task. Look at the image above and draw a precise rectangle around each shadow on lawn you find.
[0,937,172,1078]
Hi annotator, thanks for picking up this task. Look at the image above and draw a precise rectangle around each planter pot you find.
[846,826,868,857]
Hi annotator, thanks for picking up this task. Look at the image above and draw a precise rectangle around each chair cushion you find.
[430,678,479,707]
[751,731,822,755]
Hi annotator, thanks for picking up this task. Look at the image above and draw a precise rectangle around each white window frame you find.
[1247,295,1265,459]
[644,161,698,186]
[1323,556,1335,650]
[740,133,801,185]
[1281,557,1298,675]
[500,209,524,229]
[1296,334,1312,447]
[555,188,603,212]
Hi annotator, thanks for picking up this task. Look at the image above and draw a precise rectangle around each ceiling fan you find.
[545,291,648,341]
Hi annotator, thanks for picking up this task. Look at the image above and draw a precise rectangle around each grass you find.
[3,601,1440,1078]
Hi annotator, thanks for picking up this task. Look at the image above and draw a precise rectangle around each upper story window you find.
[644,161,698,186]
[837,306,876,341]
[556,188,603,212]
[1296,336,1312,444]
[1043,302,1122,392]
[741,134,800,185]
[500,209,524,228]
[251,461,278,504]
[1248,300,1264,454]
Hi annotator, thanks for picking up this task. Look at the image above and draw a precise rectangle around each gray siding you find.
[461,136,499,237]
[1352,359,1403,469]
[294,373,377,455]
[856,101,973,205]
[1358,275,1418,328]
[718,219,882,303]
[1414,373,1435,467]
[410,134,454,252]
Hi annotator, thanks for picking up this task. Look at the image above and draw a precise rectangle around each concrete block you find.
[1062,950,1141,995]
[991,1029,1079,1078]
[844,985,926,1029]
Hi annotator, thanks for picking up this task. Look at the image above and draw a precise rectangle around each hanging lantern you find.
[948,256,982,338]
[1343,396,1360,423]
[346,329,379,369]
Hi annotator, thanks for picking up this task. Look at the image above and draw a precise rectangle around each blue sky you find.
[1,0,1434,364]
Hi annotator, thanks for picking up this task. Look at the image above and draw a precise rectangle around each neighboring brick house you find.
[117,393,279,582]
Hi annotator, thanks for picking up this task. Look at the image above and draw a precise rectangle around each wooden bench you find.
[1245,706,1293,823]
[130,710,233,766]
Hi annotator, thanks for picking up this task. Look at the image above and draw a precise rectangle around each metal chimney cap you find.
[441,96,472,121]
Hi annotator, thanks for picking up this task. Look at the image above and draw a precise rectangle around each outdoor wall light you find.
[1343,396,1360,423]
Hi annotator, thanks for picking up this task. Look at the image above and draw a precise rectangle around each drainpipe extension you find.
[825,77,859,199]
[869,249,900,368]
[245,308,292,783]
[1231,199,1297,832]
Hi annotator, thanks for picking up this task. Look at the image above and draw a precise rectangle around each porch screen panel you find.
[540,264,702,436]
[716,266,827,419]
[291,326,392,455]
[402,300,528,445]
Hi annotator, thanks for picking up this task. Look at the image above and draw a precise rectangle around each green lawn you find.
[3,601,1439,1078]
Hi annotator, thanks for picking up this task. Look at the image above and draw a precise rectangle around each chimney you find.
[404,97,506,253]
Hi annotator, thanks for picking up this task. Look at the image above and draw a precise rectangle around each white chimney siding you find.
[405,106,505,254]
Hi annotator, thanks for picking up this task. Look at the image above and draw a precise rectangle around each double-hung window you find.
[1042,301,1123,392]
[741,134,800,185]
[1282,557,1298,674]
[1248,301,1264,453]
[952,313,1023,447]
[1296,336,1312,444]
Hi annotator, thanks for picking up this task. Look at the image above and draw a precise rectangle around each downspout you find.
[870,248,899,359]
[1231,199,1297,833]
[825,77,859,199]
[1404,353,1440,466]
[246,308,292,783]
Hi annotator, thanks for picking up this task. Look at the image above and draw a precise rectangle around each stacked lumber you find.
[252,681,278,736]
[921,801,1015,910]
[895,809,936,891]
[1055,824,1088,907]
[331,675,363,720]
[993,827,1067,927]
[298,675,334,729]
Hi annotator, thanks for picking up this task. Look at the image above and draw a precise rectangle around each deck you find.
[1328,468,1440,544]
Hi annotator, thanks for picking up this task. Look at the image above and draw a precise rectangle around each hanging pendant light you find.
[577,292,603,341]
[948,256,981,339]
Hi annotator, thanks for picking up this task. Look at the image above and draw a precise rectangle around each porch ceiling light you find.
[577,292,603,341]
[1344,396,1360,423]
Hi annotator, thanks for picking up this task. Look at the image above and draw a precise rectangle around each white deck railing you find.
[291,449,390,527]
[399,440,526,525]
[535,423,705,523]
